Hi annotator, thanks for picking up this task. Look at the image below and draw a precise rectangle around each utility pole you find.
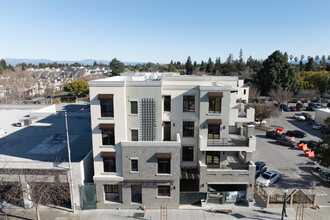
[65,111,75,213]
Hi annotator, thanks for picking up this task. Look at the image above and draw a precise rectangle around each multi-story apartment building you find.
[89,72,256,209]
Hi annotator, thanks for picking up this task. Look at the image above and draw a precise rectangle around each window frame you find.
[182,146,194,161]
[158,185,171,197]
[102,128,115,145]
[209,97,221,113]
[103,157,116,172]
[183,95,195,112]
[164,96,171,112]
[131,129,138,141]
[131,101,138,114]
[157,159,171,174]
[104,184,120,202]
[208,124,220,139]
[163,121,171,141]
[182,121,194,137]
[130,159,139,172]
[100,99,114,117]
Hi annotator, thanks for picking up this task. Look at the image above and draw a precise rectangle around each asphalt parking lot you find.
[252,109,330,207]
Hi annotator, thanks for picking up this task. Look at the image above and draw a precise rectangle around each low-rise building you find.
[88,73,256,209]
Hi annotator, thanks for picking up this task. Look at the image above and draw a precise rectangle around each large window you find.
[163,121,171,141]
[104,157,116,172]
[131,129,138,141]
[131,101,138,114]
[208,124,220,139]
[158,159,171,174]
[182,146,194,161]
[206,151,220,168]
[102,128,115,145]
[158,185,170,197]
[131,159,138,172]
[104,185,119,202]
[209,97,221,113]
[183,95,195,112]
[183,121,194,137]
[164,96,171,111]
[100,99,114,117]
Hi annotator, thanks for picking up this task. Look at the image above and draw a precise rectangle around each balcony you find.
[199,135,256,151]
[230,103,254,124]
[207,134,247,146]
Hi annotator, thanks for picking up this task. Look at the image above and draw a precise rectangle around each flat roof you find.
[0,104,92,163]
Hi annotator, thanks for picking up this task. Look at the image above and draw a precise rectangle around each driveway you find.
[253,110,330,207]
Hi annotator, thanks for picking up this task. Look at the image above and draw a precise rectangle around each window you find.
[164,96,171,111]
[183,95,195,112]
[182,146,194,161]
[131,130,138,141]
[206,151,220,168]
[208,124,220,139]
[104,185,119,202]
[209,97,221,113]
[100,99,114,117]
[102,128,115,145]
[158,185,170,197]
[103,157,116,172]
[131,159,138,172]
[158,159,171,174]
[131,101,138,114]
[183,121,194,137]
[163,121,171,141]
[244,89,246,95]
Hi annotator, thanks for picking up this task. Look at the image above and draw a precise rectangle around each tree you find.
[213,57,221,75]
[315,55,320,64]
[93,61,98,67]
[109,58,125,76]
[322,55,326,65]
[249,103,280,123]
[294,57,298,63]
[64,80,89,96]
[315,117,330,167]
[289,55,294,62]
[268,89,293,105]
[254,50,299,95]
[185,56,194,75]
[206,58,214,73]
[237,49,246,72]
[305,57,316,71]
[249,86,260,103]
[1,168,70,220]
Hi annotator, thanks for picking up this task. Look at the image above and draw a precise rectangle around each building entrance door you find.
[131,185,142,203]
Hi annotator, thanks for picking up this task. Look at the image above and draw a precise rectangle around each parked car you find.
[306,103,321,111]
[253,120,266,125]
[320,126,330,134]
[276,136,297,147]
[280,104,291,111]
[301,112,313,120]
[314,161,330,173]
[256,170,280,187]
[289,106,297,111]
[298,140,318,150]
[293,113,305,120]
[296,103,306,109]
[312,123,323,130]
[286,130,307,138]
[319,170,330,181]
[266,130,284,139]
[255,161,267,177]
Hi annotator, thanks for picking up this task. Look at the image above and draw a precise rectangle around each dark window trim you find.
[131,129,138,141]
[131,159,138,172]
[158,185,171,197]
[209,97,222,113]
[183,121,194,137]
[103,157,116,172]
[182,146,194,161]
[183,95,195,112]
[157,158,171,174]
[164,95,171,112]
[131,101,138,114]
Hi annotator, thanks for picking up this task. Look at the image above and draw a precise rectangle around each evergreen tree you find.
[110,58,125,76]
[206,58,214,73]
[254,50,299,95]
[200,61,207,72]
[185,56,194,75]
[214,57,221,74]
[305,57,316,71]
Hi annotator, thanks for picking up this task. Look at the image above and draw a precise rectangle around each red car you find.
[289,106,297,111]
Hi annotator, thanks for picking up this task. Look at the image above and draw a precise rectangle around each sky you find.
[1,0,330,63]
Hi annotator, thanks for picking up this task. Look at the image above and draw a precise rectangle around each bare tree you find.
[250,103,280,124]
[249,86,260,103]
[1,168,70,220]
[268,89,293,105]
[298,89,318,102]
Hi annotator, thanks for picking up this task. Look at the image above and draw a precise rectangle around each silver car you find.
[256,170,280,187]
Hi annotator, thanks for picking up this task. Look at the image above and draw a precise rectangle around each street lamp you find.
[64,111,75,213]
[281,188,288,220]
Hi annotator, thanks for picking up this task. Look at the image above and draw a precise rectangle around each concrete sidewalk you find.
[1,203,329,220]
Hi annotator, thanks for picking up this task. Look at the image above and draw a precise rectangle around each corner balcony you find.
[230,103,254,124]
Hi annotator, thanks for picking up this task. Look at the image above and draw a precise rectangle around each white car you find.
[253,120,266,125]
[314,161,330,173]
[256,170,280,187]
[312,123,323,130]
[293,113,305,120]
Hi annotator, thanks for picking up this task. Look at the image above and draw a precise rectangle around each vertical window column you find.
[100,124,115,145]
[101,152,116,172]
[98,94,114,117]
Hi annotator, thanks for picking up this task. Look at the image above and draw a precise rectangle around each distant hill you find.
[3,58,144,66]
